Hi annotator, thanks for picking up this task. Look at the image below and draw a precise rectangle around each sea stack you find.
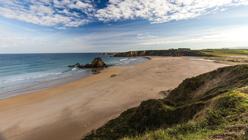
[69,57,108,69]
[86,57,107,68]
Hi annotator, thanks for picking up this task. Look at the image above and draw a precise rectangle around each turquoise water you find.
[0,53,147,99]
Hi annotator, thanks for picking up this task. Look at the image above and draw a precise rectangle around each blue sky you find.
[0,0,248,53]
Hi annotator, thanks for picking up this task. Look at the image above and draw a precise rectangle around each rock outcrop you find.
[68,57,108,69]
[85,57,107,68]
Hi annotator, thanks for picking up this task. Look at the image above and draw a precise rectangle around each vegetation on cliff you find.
[201,49,248,57]
[113,48,248,64]
[113,48,208,57]
[83,65,248,140]
[113,49,248,58]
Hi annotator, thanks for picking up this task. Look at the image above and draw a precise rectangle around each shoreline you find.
[0,65,124,101]
[0,71,93,100]
[0,57,228,140]
[0,56,149,100]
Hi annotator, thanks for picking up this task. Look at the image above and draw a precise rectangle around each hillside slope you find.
[113,49,208,57]
[83,65,248,140]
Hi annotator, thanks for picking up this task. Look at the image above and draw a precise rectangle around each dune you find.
[0,57,227,140]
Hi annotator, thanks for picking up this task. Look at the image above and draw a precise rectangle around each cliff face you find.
[113,49,208,57]
[83,65,248,140]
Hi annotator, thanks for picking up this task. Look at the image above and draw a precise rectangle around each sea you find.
[0,53,147,99]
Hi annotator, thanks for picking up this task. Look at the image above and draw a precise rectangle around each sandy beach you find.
[0,57,227,140]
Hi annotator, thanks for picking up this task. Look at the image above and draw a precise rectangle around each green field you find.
[201,49,248,57]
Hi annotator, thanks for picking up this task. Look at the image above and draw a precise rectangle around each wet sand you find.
[0,57,227,140]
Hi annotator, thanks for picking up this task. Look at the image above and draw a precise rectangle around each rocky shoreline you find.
[68,57,108,69]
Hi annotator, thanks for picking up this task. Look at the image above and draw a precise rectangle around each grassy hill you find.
[201,49,248,57]
[200,49,248,64]
[113,49,248,64]
[113,48,248,58]
[113,48,208,57]
[83,65,248,140]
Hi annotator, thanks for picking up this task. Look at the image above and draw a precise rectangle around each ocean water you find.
[0,53,147,99]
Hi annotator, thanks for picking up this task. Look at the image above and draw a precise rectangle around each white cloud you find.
[74,1,93,9]
[77,25,248,51]
[96,0,248,23]
[30,5,54,16]
[0,0,95,27]
[135,25,248,49]
[0,0,248,27]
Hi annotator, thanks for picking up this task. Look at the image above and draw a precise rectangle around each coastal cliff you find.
[113,48,208,57]
[83,65,248,140]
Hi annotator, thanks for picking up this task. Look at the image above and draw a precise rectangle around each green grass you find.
[201,49,248,57]
[85,89,248,140]
[122,125,224,140]
[122,90,248,140]
[200,49,248,64]
[204,91,248,125]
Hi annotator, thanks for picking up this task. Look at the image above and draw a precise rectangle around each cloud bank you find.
[0,0,95,27]
[97,0,248,23]
[0,0,248,27]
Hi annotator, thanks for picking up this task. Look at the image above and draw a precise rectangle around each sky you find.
[0,0,248,53]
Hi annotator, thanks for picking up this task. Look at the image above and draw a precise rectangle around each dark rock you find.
[110,74,117,78]
[86,57,107,68]
[68,57,108,69]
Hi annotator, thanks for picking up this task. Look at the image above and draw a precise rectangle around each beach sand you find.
[0,57,227,140]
